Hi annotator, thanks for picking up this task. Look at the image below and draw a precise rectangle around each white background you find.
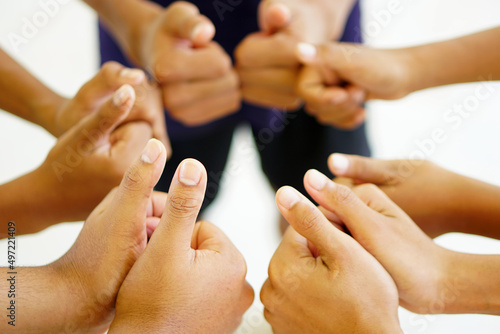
[0,0,500,333]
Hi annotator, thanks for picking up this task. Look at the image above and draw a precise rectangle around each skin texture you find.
[235,0,356,111]
[0,83,152,236]
[328,153,500,239]
[295,27,500,128]
[0,139,168,333]
[109,159,254,333]
[0,50,168,148]
[261,185,402,333]
[85,0,241,126]
[302,168,500,315]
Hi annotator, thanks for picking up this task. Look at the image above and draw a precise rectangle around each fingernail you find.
[331,154,350,174]
[278,187,301,209]
[179,159,203,186]
[120,68,145,82]
[297,43,317,62]
[307,169,328,191]
[270,3,291,21]
[141,139,163,164]
[113,84,135,107]
[191,23,215,42]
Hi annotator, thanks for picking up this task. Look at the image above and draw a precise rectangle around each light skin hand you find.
[304,168,500,315]
[0,84,152,236]
[129,1,240,126]
[328,153,500,239]
[260,185,401,334]
[235,0,356,111]
[0,138,168,333]
[109,159,254,333]
[295,27,500,128]
[53,61,170,153]
[302,169,461,314]
[295,42,411,129]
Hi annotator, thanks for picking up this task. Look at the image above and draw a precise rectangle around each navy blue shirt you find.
[99,0,362,140]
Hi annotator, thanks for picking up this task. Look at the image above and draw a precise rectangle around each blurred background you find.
[0,0,499,333]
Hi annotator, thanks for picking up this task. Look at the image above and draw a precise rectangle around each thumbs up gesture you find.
[134,1,241,126]
[109,158,254,333]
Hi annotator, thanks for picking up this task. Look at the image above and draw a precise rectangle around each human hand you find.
[47,138,168,333]
[235,0,354,110]
[295,42,413,128]
[260,185,401,333]
[35,84,153,226]
[52,61,170,151]
[303,168,454,314]
[109,159,254,333]
[134,1,240,125]
[328,154,471,237]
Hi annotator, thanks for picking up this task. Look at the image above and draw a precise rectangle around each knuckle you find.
[167,193,200,219]
[298,205,323,234]
[334,184,357,204]
[121,164,145,192]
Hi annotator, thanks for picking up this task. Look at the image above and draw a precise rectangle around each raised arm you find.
[295,27,500,128]
[328,154,500,239]
[0,49,64,135]
[303,169,500,315]
[0,83,152,236]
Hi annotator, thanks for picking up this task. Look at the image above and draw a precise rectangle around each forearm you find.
[440,250,500,315]
[0,265,67,332]
[82,0,162,64]
[0,49,65,135]
[406,27,500,92]
[445,174,500,239]
[0,169,62,237]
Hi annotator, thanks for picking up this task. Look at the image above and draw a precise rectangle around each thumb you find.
[303,169,380,235]
[151,158,207,256]
[296,42,360,71]
[75,62,145,109]
[109,139,167,228]
[163,2,215,47]
[276,186,352,258]
[258,2,292,34]
[328,153,398,185]
[62,84,135,150]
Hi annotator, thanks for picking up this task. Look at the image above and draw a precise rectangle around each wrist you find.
[117,0,162,66]
[29,91,66,136]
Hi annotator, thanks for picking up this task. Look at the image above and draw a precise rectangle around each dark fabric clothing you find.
[98,0,369,208]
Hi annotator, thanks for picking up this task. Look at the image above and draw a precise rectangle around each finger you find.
[297,66,348,105]
[154,42,232,83]
[238,67,296,93]
[275,186,352,257]
[313,42,361,71]
[109,139,167,234]
[235,33,298,68]
[258,1,292,33]
[163,70,239,108]
[163,1,215,46]
[151,110,172,158]
[64,84,135,150]
[152,158,207,255]
[168,89,241,126]
[328,154,398,184]
[302,169,378,234]
[75,62,145,109]
[242,86,301,111]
